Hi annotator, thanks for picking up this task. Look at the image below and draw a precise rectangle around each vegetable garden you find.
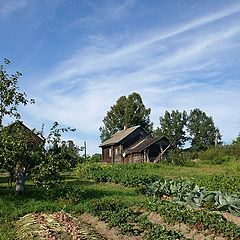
[1,161,240,239]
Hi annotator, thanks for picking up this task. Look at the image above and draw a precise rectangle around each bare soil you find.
[79,213,142,240]
[78,211,230,240]
[148,212,226,240]
[222,212,240,227]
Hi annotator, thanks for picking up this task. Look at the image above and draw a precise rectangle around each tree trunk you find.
[15,164,26,193]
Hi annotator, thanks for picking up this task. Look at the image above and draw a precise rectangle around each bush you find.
[199,144,240,164]
[164,149,187,165]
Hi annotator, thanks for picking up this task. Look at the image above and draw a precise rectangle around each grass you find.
[1,160,240,239]
[0,172,145,239]
[127,160,240,179]
[77,160,240,192]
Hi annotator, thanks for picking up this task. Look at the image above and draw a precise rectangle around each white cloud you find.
[0,0,27,17]
[22,2,240,153]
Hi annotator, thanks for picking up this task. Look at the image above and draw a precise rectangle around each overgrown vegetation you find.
[77,161,240,193]
[1,160,240,239]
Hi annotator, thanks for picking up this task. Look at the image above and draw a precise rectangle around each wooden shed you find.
[99,126,170,163]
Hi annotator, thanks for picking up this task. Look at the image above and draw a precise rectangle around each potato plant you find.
[145,200,240,239]
[89,198,185,239]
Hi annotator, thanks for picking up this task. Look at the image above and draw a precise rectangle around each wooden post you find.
[111,145,114,163]
[155,142,173,163]
[84,141,87,159]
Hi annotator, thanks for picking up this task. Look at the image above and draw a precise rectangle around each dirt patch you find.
[79,213,142,240]
[222,212,240,227]
[148,212,226,240]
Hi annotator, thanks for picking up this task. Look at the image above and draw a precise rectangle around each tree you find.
[32,122,76,190]
[187,108,221,151]
[232,133,240,144]
[0,121,43,193]
[0,58,34,127]
[0,121,77,193]
[90,153,102,162]
[155,110,188,148]
[100,92,153,142]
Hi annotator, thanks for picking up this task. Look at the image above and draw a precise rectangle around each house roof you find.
[124,136,169,155]
[100,125,142,147]
[5,120,44,144]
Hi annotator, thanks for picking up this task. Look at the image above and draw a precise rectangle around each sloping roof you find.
[5,120,44,144]
[124,136,168,155]
[100,125,141,147]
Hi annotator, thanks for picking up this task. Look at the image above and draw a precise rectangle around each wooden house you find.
[2,120,44,146]
[100,126,170,163]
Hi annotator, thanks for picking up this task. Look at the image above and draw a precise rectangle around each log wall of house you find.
[102,147,112,163]
[102,145,123,163]
[124,153,143,163]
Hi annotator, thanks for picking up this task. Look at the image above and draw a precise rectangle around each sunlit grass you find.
[1,160,240,239]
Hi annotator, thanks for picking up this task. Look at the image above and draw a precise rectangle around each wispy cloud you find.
[0,0,27,17]
[20,2,240,153]
[66,0,135,29]
[42,2,240,87]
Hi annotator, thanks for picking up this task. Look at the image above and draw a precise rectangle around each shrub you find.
[199,144,240,164]
[164,149,187,165]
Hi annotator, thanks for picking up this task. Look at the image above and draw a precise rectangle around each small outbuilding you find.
[100,125,170,163]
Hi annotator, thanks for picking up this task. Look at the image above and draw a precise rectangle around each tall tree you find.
[187,108,221,151]
[0,58,34,127]
[100,92,153,142]
[155,110,188,148]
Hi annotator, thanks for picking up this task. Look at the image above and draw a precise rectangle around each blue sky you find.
[1,0,240,155]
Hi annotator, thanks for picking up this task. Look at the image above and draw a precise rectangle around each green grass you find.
[1,160,240,239]
[77,161,240,192]
[0,173,145,239]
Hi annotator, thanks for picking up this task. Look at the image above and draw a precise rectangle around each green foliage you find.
[156,110,188,148]
[89,198,184,238]
[187,108,221,151]
[232,133,240,144]
[199,144,240,163]
[77,162,240,193]
[146,200,240,239]
[78,162,240,215]
[196,174,240,193]
[146,179,240,216]
[156,108,222,151]
[0,58,34,127]
[144,224,184,240]
[164,149,187,165]
[32,122,76,190]
[77,163,159,187]
[1,167,240,239]
[99,92,153,142]
[0,121,43,189]
[89,153,102,163]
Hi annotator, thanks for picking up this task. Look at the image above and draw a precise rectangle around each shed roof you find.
[124,136,168,155]
[100,125,142,147]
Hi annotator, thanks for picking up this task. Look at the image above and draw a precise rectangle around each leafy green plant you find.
[32,122,76,190]
[146,179,240,216]
[89,198,185,238]
[145,199,240,239]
